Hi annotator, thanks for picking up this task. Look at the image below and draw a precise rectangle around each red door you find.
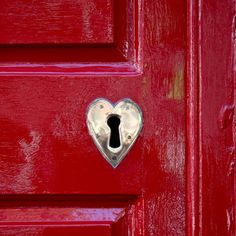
[0,0,235,235]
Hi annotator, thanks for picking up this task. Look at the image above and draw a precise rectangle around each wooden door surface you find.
[0,0,235,235]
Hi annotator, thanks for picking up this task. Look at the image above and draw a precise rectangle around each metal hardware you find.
[86,98,143,168]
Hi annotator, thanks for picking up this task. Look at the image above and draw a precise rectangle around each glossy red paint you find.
[187,0,236,235]
[0,0,234,235]
[0,0,113,44]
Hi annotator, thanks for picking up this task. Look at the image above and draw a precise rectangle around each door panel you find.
[0,0,135,65]
[1,0,234,235]
[0,0,113,44]
[0,0,142,195]
[1,0,185,235]
[0,0,162,235]
[0,195,141,236]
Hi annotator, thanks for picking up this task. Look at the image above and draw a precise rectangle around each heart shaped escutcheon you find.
[86,98,143,168]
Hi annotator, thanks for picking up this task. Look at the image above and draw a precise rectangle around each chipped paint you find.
[19,131,41,161]
[141,76,150,98]
[2,131,43,193]
[167,64,184,100]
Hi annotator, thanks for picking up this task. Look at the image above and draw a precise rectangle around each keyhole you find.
[107,115,121,148]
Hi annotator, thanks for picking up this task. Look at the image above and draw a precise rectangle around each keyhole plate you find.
[86,98,143,168]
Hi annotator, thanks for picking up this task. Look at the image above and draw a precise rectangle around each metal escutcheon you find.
[86,98,143,168]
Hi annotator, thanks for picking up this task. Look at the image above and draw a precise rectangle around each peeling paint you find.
[19,131,41,161]
[167,65,184,100]
[3,131,43,193]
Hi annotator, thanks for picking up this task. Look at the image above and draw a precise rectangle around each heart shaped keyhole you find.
[107,115,121,148]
